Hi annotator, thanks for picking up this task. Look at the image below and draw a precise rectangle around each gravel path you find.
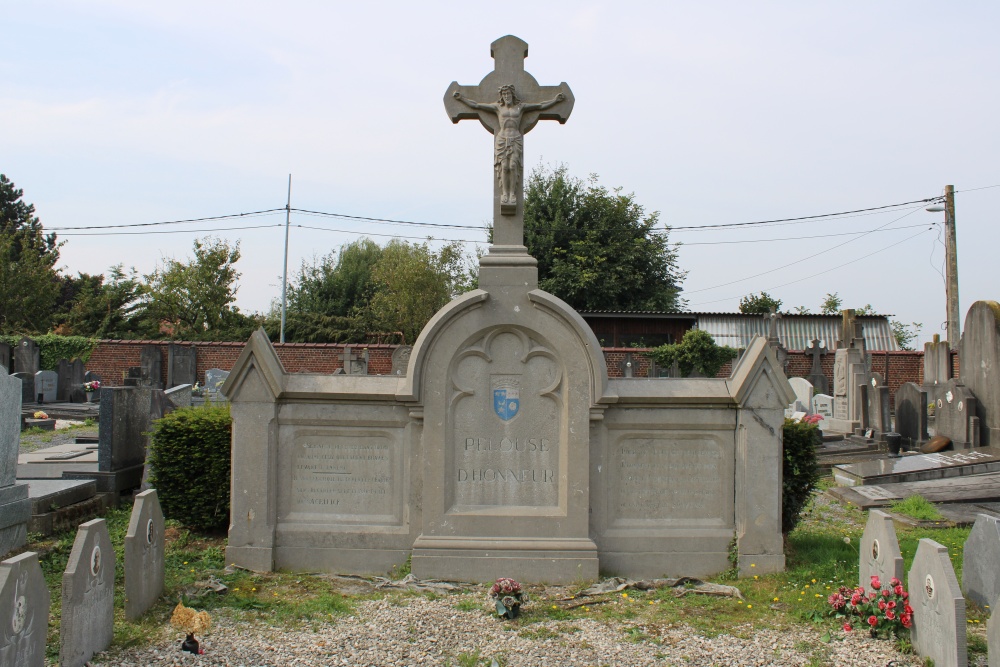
[94,596,924,667]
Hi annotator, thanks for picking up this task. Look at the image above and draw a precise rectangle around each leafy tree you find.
[738,291,782,314]
[137,237,256,340]
[288,239,383,317]
[0,176,61,333]
[855,303,876,316]
[819,292,842,314]
[519,165,685,311]
[648,329,738,378]
[55,265,144,338]
[792,306,811,314]
[891,321,922,351]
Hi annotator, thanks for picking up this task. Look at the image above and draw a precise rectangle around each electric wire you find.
[674,222,935,246]
[56,224,284,237]
[45,209,285,231]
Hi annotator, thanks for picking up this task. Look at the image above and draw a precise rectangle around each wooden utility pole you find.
[944,185,960,349]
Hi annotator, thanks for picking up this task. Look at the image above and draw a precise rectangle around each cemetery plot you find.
[833,447,1000,487]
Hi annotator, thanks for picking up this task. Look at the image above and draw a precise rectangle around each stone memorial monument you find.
[140,345,163,389]
[12,337,39,377]
[804,338,828,395]
[0,552,49,666]
[827,330,868,434]
[859,509,903,589]
[338,346,368,375]
[33,371,56,404]
[56,358,72,402]
[908,538,967,667]
[167,344,197,389]
[895,382,929,448]
[0,341,10,374]
[391,346,412,376]
[961,513,1000,610]
[204,368,229,394]
[125,489,165,620]
[0,373,30,557]
[60,519,115,667]
[223,35,793,584]
[69,358,86,403]
[934,380,979,448]
[961,301,1000,447]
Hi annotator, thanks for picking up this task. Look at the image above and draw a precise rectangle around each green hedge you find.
[149,403,232,531]
[782,418,821,534]
[0,334,98,370]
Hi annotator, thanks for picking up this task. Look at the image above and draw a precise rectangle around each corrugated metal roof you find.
[580,311,896,317]
[695,315,900,351]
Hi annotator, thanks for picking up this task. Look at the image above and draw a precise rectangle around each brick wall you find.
[85,340,949,411]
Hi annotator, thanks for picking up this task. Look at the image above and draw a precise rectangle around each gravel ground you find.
[19,420,96,454]
[94,596,925,667]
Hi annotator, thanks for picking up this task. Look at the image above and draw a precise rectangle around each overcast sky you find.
[3,1,997,346]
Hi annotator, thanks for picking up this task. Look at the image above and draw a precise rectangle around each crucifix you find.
[765,307,782,345]
[444,35,574,250]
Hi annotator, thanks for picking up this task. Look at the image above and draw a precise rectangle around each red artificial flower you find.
[885,609,896,621]
[890,577,901,587]
[894,585,904,596]
[904,604,913,614]
[870,576,882,590]
[901,613,913,629]
[887,600,896,610]
[851,593,863,606]
[868,615,879,627]
[843,622,853,632]
[878,599,887,612]
[828,593,846,610]
[882,589,891,598]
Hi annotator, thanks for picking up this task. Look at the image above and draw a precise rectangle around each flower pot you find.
[85,392,96,403]
[885,432,902,457]
[505,605,520,620]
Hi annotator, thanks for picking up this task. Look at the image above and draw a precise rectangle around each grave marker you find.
[140,345,163,389]
[204,368,229,393]
[391,345,412,376]
[859,509,904,589]
[787,377,813,414]
[961,301,1000,447]
[125,489,165,620]
[0,373,30,556]
[69,358,86,403]
[0,342,10,374]
[812,393,834,430]
[961,513,1000,609]
[12,337,39,376]
[0,552,49,666]
[167,344,197,388]
[60,518,114,667]
[908,538,967,667]
[935,380,979,448]
[56,359,72,402]
[804,338,829,395]
[896,382,929,448]
[338,346,368,375]
[11,373,33,406]
[33,371,56,404]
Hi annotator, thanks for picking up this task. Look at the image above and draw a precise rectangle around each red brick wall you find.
[86,340,947,411]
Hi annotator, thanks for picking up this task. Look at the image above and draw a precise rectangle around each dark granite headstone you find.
[68,359,86,403]
[13,337,39,376]
[167,344,196,388]
[123,368,142,387]
[805,338,829,395]
[0,342,11,374]
[895,382,929,448]
[11,373,33,405]
[97,387,170,473]
[56,359,72,402]
[139,345,163,389]
[935,380,979,448]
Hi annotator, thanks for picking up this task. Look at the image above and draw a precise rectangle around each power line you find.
[955,184,1000,194]
[674,222,935,246]
[294,224,481,244]
[56,224,284,237]
[292,208,483,231]
[45,209,285,231]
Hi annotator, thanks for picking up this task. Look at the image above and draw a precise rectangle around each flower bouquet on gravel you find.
[828,575,912,639]
[488,577,528,620]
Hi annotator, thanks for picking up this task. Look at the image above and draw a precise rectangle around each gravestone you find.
[167,344,196,388]
[123,367,142,387]
[0,341,10,374]
[828,342,866,433]
[204,368,229,393]
[0,373,30,556]
[935,380,979,448]
[391,345,412,376]
[859,509,904,589]
[961,301,1000,447]
[787,376,813,409]
[991,606,1000,667]
[925,333,952,386]
[33,371,56,404]
[224,35,792,584]
[60,519,114,667]
[11,373,33,406]
[0,551,50,666]
[338,346,368,375]
[804,338,829,395]
[619,352,636,378]
[866,383,891,440]
[812,393,834,430]
[908,538,967,667]
[139,345,163,389]
[857,383,870,431]
[125,489,164,620]
[895,383,929,448]
[95,387,169,491]
[164,383,192,409]
[56,359,72,402]
[961,513,1000,609]
[12,337,39,376]
[68,358,86,403]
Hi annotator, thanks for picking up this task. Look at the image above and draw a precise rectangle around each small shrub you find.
[647,329,738,378]
[149,403,232,531]
[783,419,821,534]
[889,495,944,521]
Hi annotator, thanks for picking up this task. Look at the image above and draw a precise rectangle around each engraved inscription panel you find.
[610,434,731,526]
[448,329,563,510]
[280,429,397,523]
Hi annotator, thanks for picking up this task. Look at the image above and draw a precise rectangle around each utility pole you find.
[280,174,292,344]
[944,184,960,349]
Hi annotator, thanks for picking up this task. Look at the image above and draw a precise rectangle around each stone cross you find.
[444,35,574,246]
[806,339,827,375]
[765,308,782,345]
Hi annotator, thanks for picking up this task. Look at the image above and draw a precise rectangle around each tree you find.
[56,265,144,338]
[738,292,782,314]
[648,329,738,378]
[288,239,383,317]
[819,293,842,314]
[891,321,922,351]
[137,237,255,340]
[520,165,686,312]
[0,175,61,333]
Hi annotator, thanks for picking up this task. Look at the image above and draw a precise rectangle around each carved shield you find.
[492,375,520,421]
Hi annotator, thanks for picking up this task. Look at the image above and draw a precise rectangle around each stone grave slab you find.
[867,384,891,439]
[908,538,967,667]
[26,479,97,514]
[961,513,1000,609]
[833,447,1000,487]
[0,373,30,557]
[17,442,98,480]
[859,509,904,590]
[167,344,196,388]
[61,518,114,667]
[0,551,50,666]
[13,337,39,376]
[56,359,72,402]
[164,383,192,408]
[896,382,929,448]
[391,345,412,376]
[33,371,56,404]
[0,341,10,373]
[812,393,833,430]
[829,472,1000,509]
[935,381,979,447]
[140,345,163,388]
[125,489,165,620]
[11,373,34,406]
[204,368,229,394]
[991,602,1000,667]
[961,301,1000,447]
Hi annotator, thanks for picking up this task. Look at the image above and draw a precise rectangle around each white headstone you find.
[787,377,814,414]
[812,393,834,430]
[908,538,967,667]
[962,513,1000,610]
[125,489,165,620]
[859,509,904,590]
[60,518,115,667]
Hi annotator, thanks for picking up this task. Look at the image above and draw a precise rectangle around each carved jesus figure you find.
[453,85,565,207]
